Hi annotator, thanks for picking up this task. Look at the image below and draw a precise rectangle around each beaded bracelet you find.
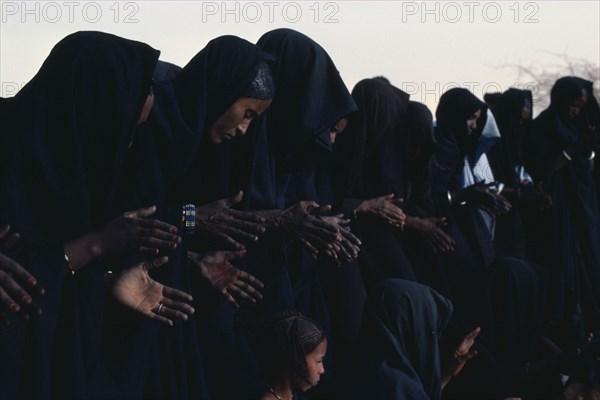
[182,204,196,235]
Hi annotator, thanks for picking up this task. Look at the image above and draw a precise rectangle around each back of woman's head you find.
[260,311,325,387]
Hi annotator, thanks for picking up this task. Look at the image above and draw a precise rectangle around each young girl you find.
[259,311,327,400]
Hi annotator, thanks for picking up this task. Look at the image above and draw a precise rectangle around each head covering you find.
[153,60,182,82]
[145,35,274,201]
[242,62,275,100]
[0,31,159,241]
[550,76,600,130]
[257,28,357,169]
[436,88,487,153]
[406,101,436,171]
[350,279,453,400]
[487,88,533,183]
[432,88,487,192]
[335,78,411,199]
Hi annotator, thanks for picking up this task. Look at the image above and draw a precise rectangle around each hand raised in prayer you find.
[108,256,194,326]
[96,206,181,257]
[0,225,44,324]
[409,217,455,253]
[195,191,266,250]
[442,327,480,388]
[315,214,361,264]
[188,250,264,309]
[459,182,511,215]
[354,194,406,229]
[520,183,552,211]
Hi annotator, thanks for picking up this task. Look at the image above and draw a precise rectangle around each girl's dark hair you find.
[259,311,325,387]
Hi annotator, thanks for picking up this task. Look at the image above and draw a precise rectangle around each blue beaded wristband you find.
[182,204,196,235]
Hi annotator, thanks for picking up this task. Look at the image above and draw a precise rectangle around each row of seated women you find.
[1,29,599,399]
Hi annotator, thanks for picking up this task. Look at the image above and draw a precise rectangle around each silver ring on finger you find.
[157,302,164,314]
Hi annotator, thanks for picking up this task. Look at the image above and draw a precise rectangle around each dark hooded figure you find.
[0,31,160,400]
[104,35,276,400]
[529,76,600,344]
[332,78,416,288]
[340,279,454,400]
[428,89,556,399]
[257,28,358,319]
[189,29,358,399]
[431,88,512,269]
[257,29,359,397]
[486,88,553,260]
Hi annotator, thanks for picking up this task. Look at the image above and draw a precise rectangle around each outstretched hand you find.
[459,183,512,215]
[354,194,406,229]
[108,256,194,326]
[277,201,344,261]
[409,217,455,253]
[195,191,266,250]
[189,250,264,308]
[98,205,182,257]
[442,327,480,388]
[0,224,43,325]
[318,214,361,264]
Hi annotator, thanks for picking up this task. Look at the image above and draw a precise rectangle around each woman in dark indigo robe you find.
[103,35,276,400]
[332,78,416,288]
[191,29,360,399]
[337,279,460,400]
[486,88,552,260]
[428,88,579,399]
[0,31,193,400]
[529,77,600,345]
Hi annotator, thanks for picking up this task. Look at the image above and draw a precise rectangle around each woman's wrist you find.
[353,200,370,217]
[64,231,104,272]
[403,216,421,231]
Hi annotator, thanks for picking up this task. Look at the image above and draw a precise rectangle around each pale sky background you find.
[1,0,599,114]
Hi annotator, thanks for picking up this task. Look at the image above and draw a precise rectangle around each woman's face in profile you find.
[567,95,587,120]
[299,339,327,392]
[209,97,272,144]
[466,109,481,135]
